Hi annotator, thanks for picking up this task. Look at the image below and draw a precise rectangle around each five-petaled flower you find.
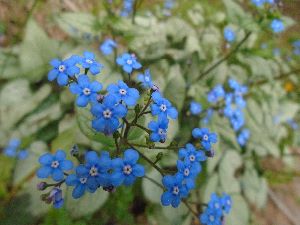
[151,92,178,120]
[116,53,142,74]
[91,95,127,135]
[107,80,140,107]
[138,69,153,89]
[81,51,103,75]
[69,75,103,107]
[110,149,145,186]
[148,117,169,143]
[37,150,73,181]
[192,128,218,151]
[48,56,80,86]
[161,173,188,208]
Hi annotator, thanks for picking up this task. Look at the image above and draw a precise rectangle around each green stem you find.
[194,31,252,82]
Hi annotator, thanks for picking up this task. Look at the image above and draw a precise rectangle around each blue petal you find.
[66,174,78,186]
[69,83,81,94]
[77,75,90,87]
[162,175,174,188]
[90,81,102,92]
[124,149,139,164]
[123,174,136,186]
[161,192,172,206]
[76,95,89,107]
[90,65,100,75]
[150,133,160,142]
[60,160,73,170]
[85,151,99,164]
[168,107,178,119]
[111,172,125,186]
[36,166,52,178]
[132,164,145,177]
[57,73,69,86]
[39,153,53,165]
[123,64,132,73]
[48,69,58,81]
[50,59,61,67]
[76,165,89,177]
[52,169,64,181]
[72,184,86,199]
[171,196,181,208]
[55,150,66,160]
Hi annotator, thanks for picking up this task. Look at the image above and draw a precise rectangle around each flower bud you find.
[206,149,215,158]
[70,144,79,157]
[37,181,48,191]
[96,94,105,103]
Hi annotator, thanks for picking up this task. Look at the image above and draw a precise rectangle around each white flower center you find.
[209,215,215,222]
[158,128,166,135]
[160,104,167,112]
[80,177,87,184]
[172,186,180,195]
[126,59,132,65]
[119,88,127,95]
[103,109,112,118]
[123,165,132,175]
[86,59,93,64]
[51,160,59,168]
[184,168,190,176]
[215,203,220,209]
[189,155,195,162]
[58,65,65,72]
[83,88,91,95]
[89,166,98,176]
[203,134,209,141]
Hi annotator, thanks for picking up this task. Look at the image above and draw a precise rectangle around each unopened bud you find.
[70,144,79,157]
[103,185,116,193]
[37,182,48,191]
[206,149,215,158]
[97,94,105,103]
[151,84,159,92]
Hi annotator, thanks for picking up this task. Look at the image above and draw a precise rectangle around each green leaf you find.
[142,169,162,204]
[241,163,268,208]
[65,187,108,218]
[55,12,99,40]
[162,204,189,225]
[219,150,242,193]
[203,173,219,202]
[13,141,48,186]
[226,194,250,225]
[19,19,60,81]
[163,65,186,112]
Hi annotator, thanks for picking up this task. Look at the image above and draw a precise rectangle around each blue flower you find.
[190,101,202,115]
[80,51,103,75]
[66,166,92,199]
[287,119,299,130]
[161,173,188,208]
[48,56,80,86]
[270,19,284,33]
[107,80,140,106]
[208,193,223,216]
[120,0,134,17]
[192,128,218,151]
[224,107,244,131]
[4,138,20,157]
[75,151,111,192]
[223,27,235,43]
[100,39,117,55]
[202,109,214,124]
[116,53,142,74]
[48,187,64,208]
[199,206,222,225]
[138,69,153,89]
[36,150,73,182]
[69,75,103,107]
[221,193,232,214]
[178,143,206,164]
[148,117,169,142]
[17,150,29,160]
[207,85,225,103]
[177,160,200,190]
[237,129,250,146]
[110,149,145,186]
[228,79,248,108]
[292,40,300,56]
[151,92,178,120]
[91,95,127,135]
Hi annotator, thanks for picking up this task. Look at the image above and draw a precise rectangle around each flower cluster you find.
[3,138,28,160]
[207,79,250,146]
[160,128,217,208]
[200,193,232,225]
[37,149,145,206]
